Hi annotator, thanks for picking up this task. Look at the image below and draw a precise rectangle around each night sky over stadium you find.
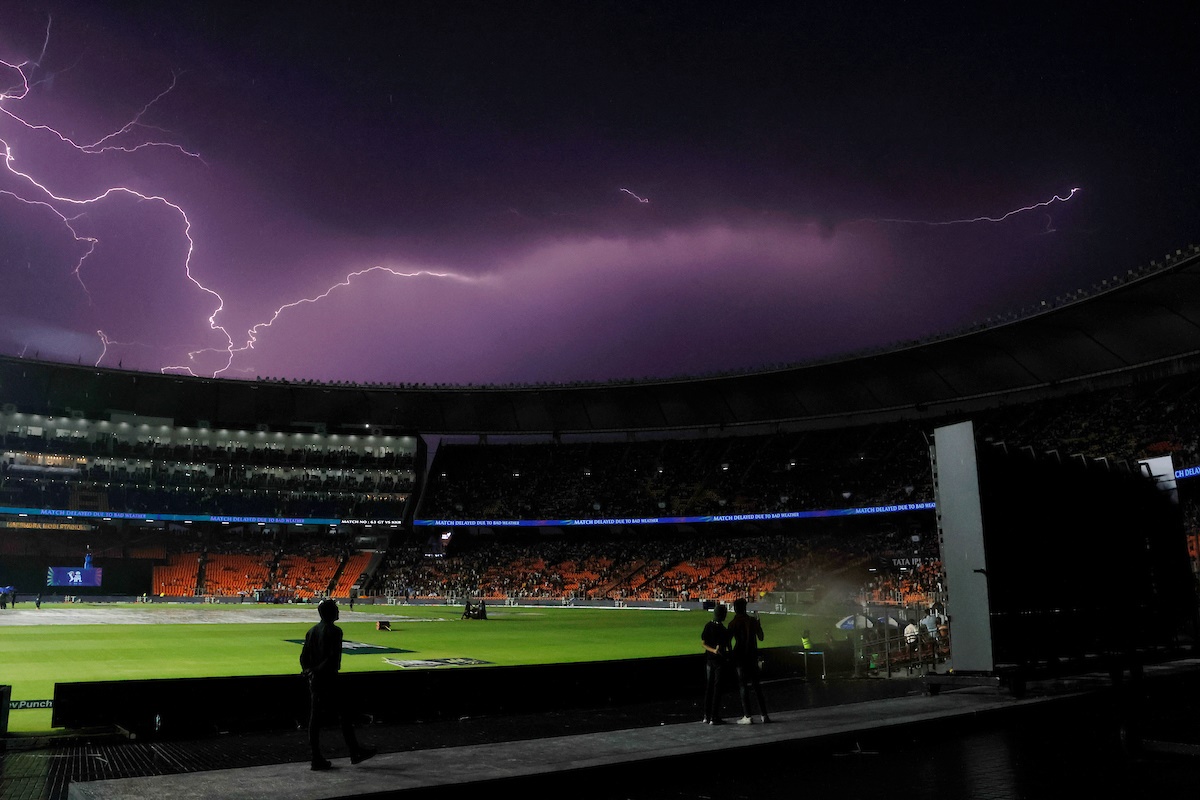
[1,3,1197,386]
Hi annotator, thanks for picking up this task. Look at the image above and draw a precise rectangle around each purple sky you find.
[1,3,1197,385]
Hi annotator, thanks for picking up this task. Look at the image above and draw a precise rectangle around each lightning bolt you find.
[620,187,650,204]
[95,330,154,368]
[0,139,231,363]
[1,18,230,370]
[4,20,474,379]
[864,188,1081,226]
[94,330,110,366]
[3,70,202,160]
[172,265,477,376]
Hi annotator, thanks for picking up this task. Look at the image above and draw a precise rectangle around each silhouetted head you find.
[733,597,748,615]
[714,604,727,622]
[318,598,339,622]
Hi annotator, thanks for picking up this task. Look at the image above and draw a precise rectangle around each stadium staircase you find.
[591,559,646,599]
[328,551,376,598]
[195,554,208,596]
[353,551,386,596]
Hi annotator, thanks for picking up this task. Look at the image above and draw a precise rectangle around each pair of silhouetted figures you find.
[701,598,770,725]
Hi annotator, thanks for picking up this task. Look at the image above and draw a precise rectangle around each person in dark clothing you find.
[700,604,731,724]
[300,599,375,770]
[727,597,770,724]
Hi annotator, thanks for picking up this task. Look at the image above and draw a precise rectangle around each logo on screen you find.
[46,567,103,587]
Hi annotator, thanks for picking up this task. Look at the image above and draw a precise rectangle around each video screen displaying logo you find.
[46,567,103,587]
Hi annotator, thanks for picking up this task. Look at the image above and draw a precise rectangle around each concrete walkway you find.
[66,677,1085,800]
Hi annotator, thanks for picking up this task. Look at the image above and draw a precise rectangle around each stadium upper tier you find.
[1,245,1197,436]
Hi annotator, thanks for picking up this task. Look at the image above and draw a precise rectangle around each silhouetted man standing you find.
[301,599,375,770]
[728,597,770,724]
[701,603,731,724]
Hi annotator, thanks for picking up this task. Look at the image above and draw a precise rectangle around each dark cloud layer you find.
[1,3,1197,384]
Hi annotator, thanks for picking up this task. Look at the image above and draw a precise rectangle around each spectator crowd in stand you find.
[366,516,938,606]
[419,373,1200,527]
[1,434,415,521]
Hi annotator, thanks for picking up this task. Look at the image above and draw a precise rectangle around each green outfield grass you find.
[1,603,834,733]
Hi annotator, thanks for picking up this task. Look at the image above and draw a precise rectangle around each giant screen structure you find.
[934,420,1197,674]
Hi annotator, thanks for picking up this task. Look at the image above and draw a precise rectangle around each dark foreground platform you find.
[61,658,1200,800]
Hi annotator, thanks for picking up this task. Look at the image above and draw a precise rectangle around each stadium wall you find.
[50,645,831,737]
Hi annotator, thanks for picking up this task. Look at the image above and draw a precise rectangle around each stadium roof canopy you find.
[2,246,1198,437]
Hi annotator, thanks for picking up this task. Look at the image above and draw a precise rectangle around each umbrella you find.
[835,614,874,630]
